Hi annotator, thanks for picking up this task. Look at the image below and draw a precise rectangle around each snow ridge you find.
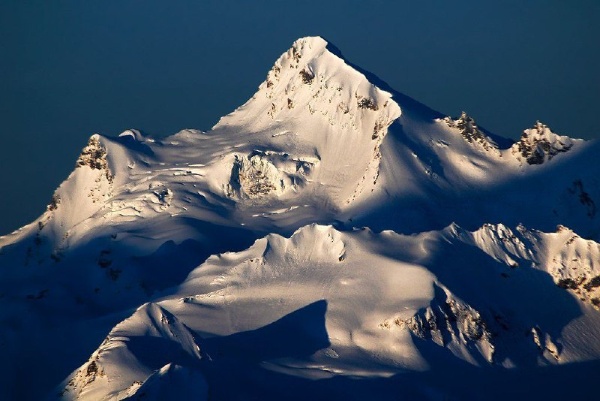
[54,303,204,401]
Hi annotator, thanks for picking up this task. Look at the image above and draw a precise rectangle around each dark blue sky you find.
[1,1,599,235]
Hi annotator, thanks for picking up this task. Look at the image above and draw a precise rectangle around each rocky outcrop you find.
[381,284,495,363]
[76,135,113,182]
[512,121,574,165]
[443,112,499,153]
[231,154,283,198]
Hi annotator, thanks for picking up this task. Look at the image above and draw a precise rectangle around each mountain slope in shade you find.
[51,224,600,400]
[56,303,207,401]
[0,36,599,400]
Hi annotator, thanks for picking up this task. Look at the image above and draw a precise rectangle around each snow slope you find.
[49,224,600,400]
[0,36,599,400]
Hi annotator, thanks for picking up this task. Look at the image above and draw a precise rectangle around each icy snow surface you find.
[1,36,600,400]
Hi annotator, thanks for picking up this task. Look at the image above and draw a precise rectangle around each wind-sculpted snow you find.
[1,36,600,400]
[51,224,600,400]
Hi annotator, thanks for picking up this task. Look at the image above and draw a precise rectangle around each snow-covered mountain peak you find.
[214,36,400,131]
[210,36,401,208]
[275,36,329,68]
[511,121,578,165]
[74,135,114,181]
[26,134,118,246]
[3,37,600,401]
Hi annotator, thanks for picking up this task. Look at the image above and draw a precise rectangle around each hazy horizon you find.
[1,0,599,235]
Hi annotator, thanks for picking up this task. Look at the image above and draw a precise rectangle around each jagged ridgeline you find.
[0,37,599,401]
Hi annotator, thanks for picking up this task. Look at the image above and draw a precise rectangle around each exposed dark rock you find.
[76,135,113,182]
[584,276,600,291]
[557,278,580,289]
[568,179,596,218]
[357,96,378,111]
[443,112,498,152]
[513,121,574,165]
[299,69,314,84]
[47,193,61,211]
